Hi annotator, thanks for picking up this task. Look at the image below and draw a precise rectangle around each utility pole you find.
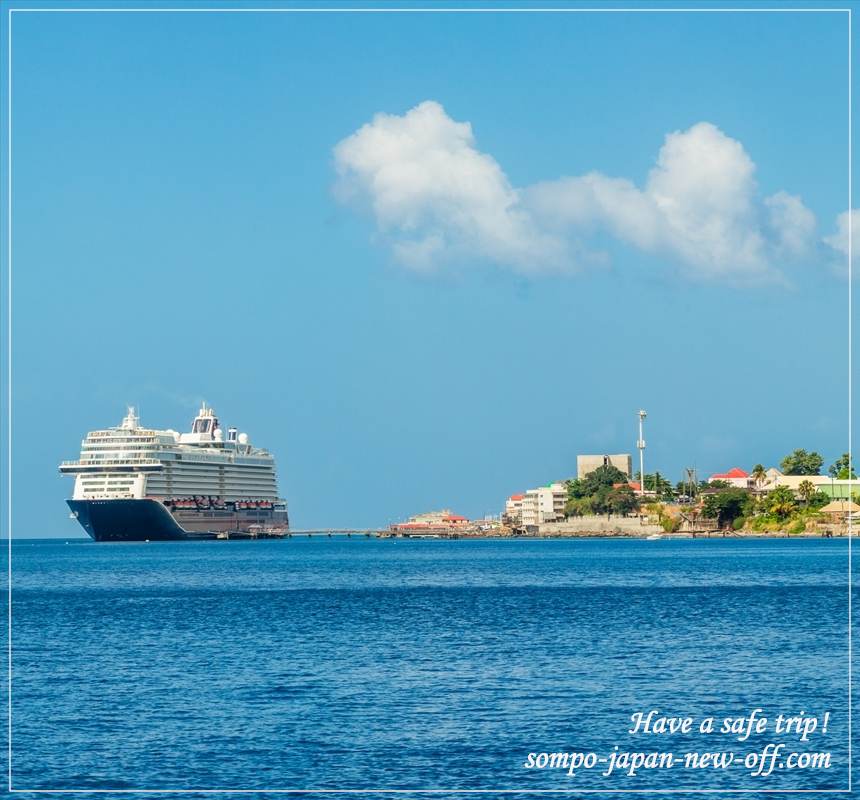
[637,410,647,493]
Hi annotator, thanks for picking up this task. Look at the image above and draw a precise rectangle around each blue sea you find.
[7,537,854,797]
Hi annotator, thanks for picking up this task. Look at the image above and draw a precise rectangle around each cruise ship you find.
[60,404,289,541]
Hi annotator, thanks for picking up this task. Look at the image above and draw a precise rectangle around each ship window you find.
[193,418,213,434]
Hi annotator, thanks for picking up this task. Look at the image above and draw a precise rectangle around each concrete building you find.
[503,494,525,525]
[577,454,632,480]
[521,483,567,527]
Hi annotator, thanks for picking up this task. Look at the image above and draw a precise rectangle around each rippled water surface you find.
[8,537,854,797]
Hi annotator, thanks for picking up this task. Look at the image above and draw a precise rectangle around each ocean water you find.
[7,537,854,797]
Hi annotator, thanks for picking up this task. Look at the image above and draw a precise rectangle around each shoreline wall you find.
[539,516,664,536]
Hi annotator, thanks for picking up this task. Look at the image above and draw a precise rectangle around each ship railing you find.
[60,458,163,468]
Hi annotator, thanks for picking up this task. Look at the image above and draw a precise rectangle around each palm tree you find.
[798,479,815,506]
[751,464,767,493]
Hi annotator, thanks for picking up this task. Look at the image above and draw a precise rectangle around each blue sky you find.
[1,3,855,535]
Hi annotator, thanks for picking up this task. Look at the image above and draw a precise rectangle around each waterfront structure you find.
[637,410,647,492]
[60,405,289,541]
[390,510,470,533]
[520,483,567,527]
[577,454,632,479]
[817,500,860,520]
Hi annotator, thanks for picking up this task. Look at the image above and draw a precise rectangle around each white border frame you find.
[2,3,853,795]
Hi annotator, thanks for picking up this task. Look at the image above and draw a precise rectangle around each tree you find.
[636,471,674,500]
[565,496,594,517]
[591,485,615,516]
[828,453,856,479]
[763,485,797,520]
[780,449,824,476]
[566,465,632,517]
[750,464,768,491]
[702,487,753,527]
[809,491,830,510]
[570,465,629,499]
[798,479,815,506]
[608,485,639,516]
[565,478,585,499]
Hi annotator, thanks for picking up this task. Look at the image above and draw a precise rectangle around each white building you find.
[520,482,567,527]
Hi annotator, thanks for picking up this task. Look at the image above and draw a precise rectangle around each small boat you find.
[646,533,663,540]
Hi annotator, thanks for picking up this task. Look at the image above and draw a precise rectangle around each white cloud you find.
[823,210,860,271]
[334,102,817,284]
[333,100,568,274]
[765,191,817,259]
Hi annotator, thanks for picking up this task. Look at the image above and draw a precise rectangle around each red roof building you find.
[708,467,751,488]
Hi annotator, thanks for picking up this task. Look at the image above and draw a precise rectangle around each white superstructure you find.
[61,404,282,503]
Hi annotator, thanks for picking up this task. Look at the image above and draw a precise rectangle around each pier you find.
[286,529,382,537]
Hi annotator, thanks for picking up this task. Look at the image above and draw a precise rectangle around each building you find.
[708,467,751,488]
[721,468,840,495]
[390,510,470,533]
[817,500,860,521]
[816,480,857,500]
[756,471,832,493]
[520,483,567,527]
[503,494,525,525]
[576,454,632,480]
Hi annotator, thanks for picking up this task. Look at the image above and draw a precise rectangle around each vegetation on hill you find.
[565,465,640,517]
[695,480,835,534]
[554,450,855,533]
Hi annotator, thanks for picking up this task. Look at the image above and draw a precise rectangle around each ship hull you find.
[67,499,289,542]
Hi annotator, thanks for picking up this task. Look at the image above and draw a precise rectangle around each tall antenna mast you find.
[685,467,698,498]
[637,409,647,492]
